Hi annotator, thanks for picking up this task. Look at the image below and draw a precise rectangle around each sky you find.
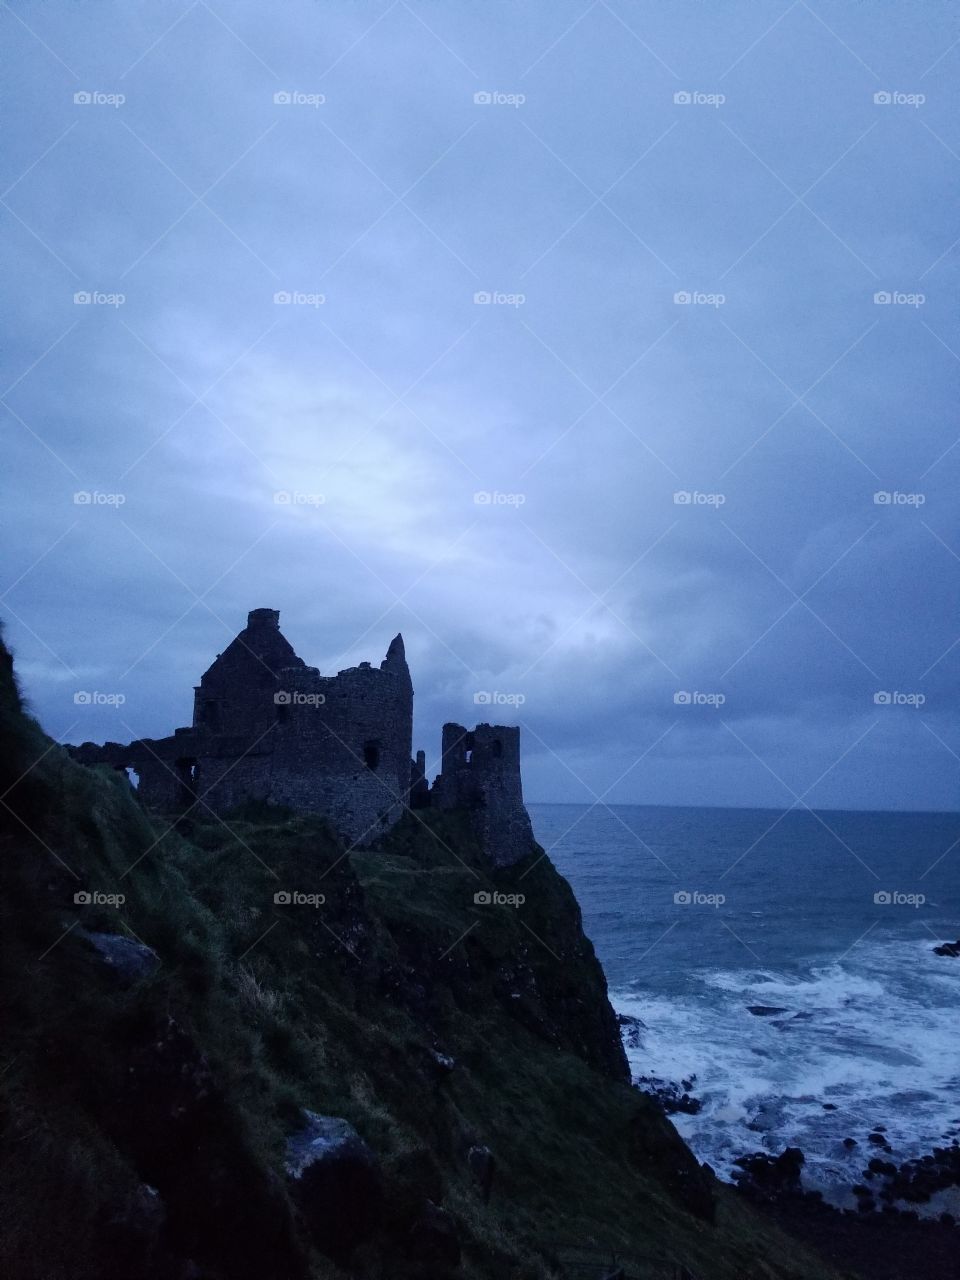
[3,0,960,811]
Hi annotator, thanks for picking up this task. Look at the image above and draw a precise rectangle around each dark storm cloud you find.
[3,0,959,811]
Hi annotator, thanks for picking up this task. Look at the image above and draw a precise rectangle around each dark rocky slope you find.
[0,633,842,1280]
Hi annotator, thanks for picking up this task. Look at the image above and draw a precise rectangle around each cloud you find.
[3,0,960,811]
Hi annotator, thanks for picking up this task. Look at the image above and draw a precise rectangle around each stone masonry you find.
[70,608,535,865]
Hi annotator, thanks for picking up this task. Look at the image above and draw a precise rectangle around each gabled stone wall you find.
[69,610,533,865]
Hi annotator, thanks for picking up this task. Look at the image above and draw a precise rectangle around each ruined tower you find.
[431,722,535,867]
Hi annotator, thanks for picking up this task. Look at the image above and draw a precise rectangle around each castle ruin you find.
[71,608,535,867]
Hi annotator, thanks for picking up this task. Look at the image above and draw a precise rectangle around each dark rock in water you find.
[746,1101,785,1134]
[865,1142,960,1208]
[733,1147,805,1202]
[747,1005,789,1017]
[406,1200,461,1270]
[843,1138,858,1149]
[617,1012,644,1049]
[285,1111,382,1259]
[80,929,160,981]
[932,938,960,957]
[868,1132,891,1149]
[617,1012,646,1029]
[822,1102,838,1111]
[635,1074,702,1115]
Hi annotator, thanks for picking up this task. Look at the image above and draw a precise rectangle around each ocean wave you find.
[613,936,960,1184]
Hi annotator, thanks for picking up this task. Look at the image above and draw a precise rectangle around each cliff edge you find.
[0,631,842,1280]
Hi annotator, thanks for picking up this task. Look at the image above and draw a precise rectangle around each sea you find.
[528,803,960,1199]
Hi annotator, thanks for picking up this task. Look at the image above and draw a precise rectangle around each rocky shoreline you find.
[730,1143,960,1280]
[627,1040,960,1280]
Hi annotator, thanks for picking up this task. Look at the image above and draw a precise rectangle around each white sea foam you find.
[614,937,960,1185]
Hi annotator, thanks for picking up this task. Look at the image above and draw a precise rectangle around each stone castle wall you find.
[70,609,532,864]
[432,722,534,868]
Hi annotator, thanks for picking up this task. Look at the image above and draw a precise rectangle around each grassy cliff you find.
[0,634,847,1280]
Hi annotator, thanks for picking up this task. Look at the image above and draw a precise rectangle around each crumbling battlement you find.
[431,722,535,868]
[70,609,534,864]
